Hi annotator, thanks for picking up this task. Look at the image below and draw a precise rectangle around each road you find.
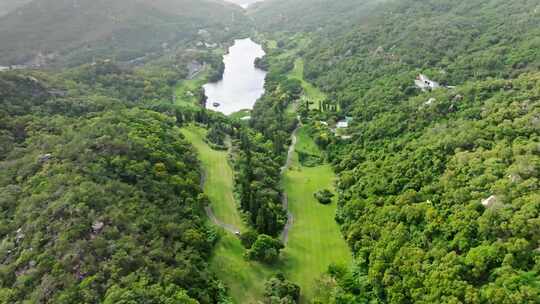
[280,122,300,244]
[199,124,299,244]
[200,167,241,236]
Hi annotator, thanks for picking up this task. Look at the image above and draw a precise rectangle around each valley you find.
[0,0,539,303]
[181,123,350,303]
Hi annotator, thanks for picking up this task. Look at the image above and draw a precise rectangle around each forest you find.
[1,0,540,303]
[0,55,240,302]
[253,0,540,302]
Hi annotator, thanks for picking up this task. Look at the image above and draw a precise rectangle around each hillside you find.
[1,0,540,302]
[250,0,386,33]
[255,0,540,302]
[0,61,235,303]
[302,0,540,109]
[0,0,248,66]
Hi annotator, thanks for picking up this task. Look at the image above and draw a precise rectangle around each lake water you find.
[204,38,266,115]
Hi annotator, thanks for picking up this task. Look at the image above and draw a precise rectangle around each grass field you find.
[181,125,273,302]
[281,126,351,301]
[288,59,326,110]
[182,125,350,303]
[294,126,322,157]
[174,66,209,108]
[180,126,245,229]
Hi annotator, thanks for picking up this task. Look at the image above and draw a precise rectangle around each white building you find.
[337,121,348,128]
[415,74,440,91]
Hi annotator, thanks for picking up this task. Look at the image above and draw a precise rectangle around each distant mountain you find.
[249,0,386,32]
[0,0,249,66]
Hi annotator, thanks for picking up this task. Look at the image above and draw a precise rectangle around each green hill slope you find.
[0,0,248,66]
[252,0,540,302]
[250,0,386,33]
[0,62,228,303]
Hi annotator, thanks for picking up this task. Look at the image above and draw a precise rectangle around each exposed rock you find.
[373,46,384,55]
[425,98,436,106]
[481,195,498,208]
[415,74,440,91]
[508,174,521,183]
[92,221,104,233]
[452,94,464,102]
[38,153,53,163]
[15,228,24,242]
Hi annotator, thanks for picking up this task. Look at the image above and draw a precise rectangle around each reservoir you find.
[204,38,266,115]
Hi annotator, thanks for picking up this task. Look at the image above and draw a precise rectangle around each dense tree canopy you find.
[0,63,226,303]
[256,0,540,302]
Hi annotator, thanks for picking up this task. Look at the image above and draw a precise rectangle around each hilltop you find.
[0,0,248,66]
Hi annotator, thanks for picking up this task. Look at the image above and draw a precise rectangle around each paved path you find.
[198,124,298,244]
[205,206,240,235]
[200,166,241,236]
[280,122,300,244]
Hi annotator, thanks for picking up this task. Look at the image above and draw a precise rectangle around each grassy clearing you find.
[295,127,322,157]
[181,125,274,303]
[182,125,350,303]
[180,126,245,229]
[210,232,276,303]
[288,59,326,110]
[229,109,252,121]
[289,58,326,102]
[174,67,209,108]
[281,127,351,302]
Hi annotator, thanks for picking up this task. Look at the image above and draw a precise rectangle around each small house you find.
[481,195,498,208]
[337,117,353,129]
[337,121,348,129]
[415,74,440,91]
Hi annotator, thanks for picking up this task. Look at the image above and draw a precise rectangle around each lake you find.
[204,38,266,115]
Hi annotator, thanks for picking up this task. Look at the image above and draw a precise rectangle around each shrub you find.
[314,189,334,204]
[245,235,284,264]
[240,230,259,249]
[263,273,300,304]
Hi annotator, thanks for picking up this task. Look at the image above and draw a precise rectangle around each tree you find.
[264,274,300,304]
[245,235,284,264]
[314,189,334,205]
[240,230,259,249]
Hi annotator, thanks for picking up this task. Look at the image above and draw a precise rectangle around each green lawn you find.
[181,125,274,303]
[295,126,322,157]
[180,126,245,229]
[174,67,209,108]
[210,232,276,303]
[182,125,350,303]
[288,59,327,110]
[281,127,351,301]
[229,109,252,121]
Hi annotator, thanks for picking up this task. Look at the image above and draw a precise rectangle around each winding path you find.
[192,124,298,244]
[280,122,300,244]
[196,135,242,236]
